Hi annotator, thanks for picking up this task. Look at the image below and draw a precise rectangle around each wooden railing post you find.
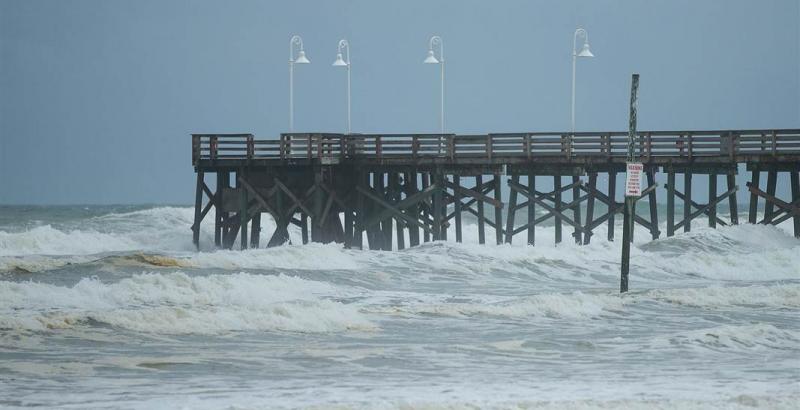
[247,134,254,160]
[486,135,493,160]
[412,135,419,160]
[448,135,455,161]
[771,130,777,156]
[376,136,383,158]
[210,135,218,161]
[526,134,532,160]
[192,135,200,164]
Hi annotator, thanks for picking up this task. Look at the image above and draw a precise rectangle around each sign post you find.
[621,74,639,293]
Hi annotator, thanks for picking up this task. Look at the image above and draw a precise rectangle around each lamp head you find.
[577,42,594,57]
[332,52,348,66]
[295,50,311,64]
[423,49,439,64]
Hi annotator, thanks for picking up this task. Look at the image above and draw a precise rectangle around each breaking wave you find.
[0,272,374,334]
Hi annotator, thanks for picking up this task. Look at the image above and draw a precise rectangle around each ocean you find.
[0,205,798,409]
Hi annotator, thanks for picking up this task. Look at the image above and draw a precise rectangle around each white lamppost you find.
[424,35,445,135]
[571,28,594,135]
[289,35,310,133]
[332,39,351,134]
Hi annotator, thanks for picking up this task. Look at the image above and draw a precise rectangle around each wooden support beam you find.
[793,172,800,238]
[647,171,660,240]
[250,212,261,248]
[214,172,225,248]
[422,173,431,243]
[667,172,675,237]
[748,170,760,224]
[239,170,248,250]
[572,176,582,244]
[494,174,503,245]
[608,171,617,241]
[505,175,519,243]
[405,172,420,247]
[441,175,448,241]
[301,213,309,244]
[433,171,443,240]
[266,187,291,248]
[764,170,778,223]
[554,176,562,244]
[727,171,739,225]
[389,173,405,250]
[354,172,367,249]
[709,173,717,228]
[192,171,204,250]
[453,175,463,243]
[583,173,597,244]
[377,172,392,250]
[684,172,692,232]
[528,172,535,246]
[476,175,486,244]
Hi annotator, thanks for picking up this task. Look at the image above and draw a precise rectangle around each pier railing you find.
[192,129,800,164]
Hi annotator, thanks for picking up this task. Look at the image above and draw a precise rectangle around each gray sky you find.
[1,0,798,204]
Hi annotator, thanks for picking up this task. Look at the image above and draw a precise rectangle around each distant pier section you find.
[191,130,800,250]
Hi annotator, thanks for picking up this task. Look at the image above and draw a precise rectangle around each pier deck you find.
[191,129,800,250]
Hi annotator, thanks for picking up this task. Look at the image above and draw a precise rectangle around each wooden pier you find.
[191,130,800,250]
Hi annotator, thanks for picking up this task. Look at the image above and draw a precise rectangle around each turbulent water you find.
[0,205,798,409]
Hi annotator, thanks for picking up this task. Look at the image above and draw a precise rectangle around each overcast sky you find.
[1,0,798,204]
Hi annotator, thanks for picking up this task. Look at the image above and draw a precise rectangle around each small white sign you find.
[625,162,644,197]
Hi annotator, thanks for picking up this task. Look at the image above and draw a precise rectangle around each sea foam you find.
[0,272,373,334]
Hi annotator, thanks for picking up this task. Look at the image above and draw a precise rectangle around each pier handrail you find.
[192,129,800,165]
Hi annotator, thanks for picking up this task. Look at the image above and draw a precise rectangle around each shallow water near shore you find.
[0,205,798,409]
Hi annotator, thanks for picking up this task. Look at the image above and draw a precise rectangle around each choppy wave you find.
[369,291,624,319]
[1,207,798,285]
[647,283,800,308]
[655,323,800,351]
[0,272,373,334]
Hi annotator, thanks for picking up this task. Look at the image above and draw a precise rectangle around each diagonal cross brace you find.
[663,183,729,227]
[357,184,436,234]
[509,179,591,235]
[746,182,800,221]
[674,186,737,231]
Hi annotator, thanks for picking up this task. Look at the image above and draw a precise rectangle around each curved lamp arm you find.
[290,35,305,62]
[337,39,351,65]
[573,28,588,56]
[428,35,444,62]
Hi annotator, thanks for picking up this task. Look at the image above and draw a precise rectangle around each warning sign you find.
[625,163,644,197]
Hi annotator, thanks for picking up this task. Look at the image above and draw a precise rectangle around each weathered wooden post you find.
[621,74,639,293]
